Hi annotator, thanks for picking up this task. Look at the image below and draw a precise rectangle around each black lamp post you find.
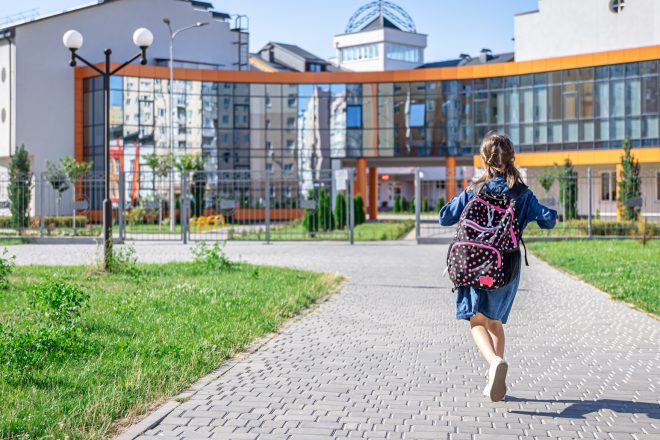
[63,28,153,269]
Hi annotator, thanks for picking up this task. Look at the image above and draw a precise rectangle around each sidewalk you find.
[8,242,659,439]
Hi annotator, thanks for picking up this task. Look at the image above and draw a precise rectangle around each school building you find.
[0,0,658,219]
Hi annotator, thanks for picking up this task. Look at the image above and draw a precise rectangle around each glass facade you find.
[83,60,660,176]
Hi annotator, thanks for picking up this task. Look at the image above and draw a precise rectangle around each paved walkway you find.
[8,242,660,439]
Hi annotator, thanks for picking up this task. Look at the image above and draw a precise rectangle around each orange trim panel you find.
[74,44,660,83]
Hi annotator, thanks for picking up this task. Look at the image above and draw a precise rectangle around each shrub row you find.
[0,216,88,229]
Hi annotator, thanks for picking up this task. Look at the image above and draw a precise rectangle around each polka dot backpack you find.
[446,185,528,291]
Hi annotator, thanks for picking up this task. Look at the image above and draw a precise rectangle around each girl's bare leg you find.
[486,319,505,358]
[469,313,498,363]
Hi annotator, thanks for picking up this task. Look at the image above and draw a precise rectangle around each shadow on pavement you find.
[506,396,660,419]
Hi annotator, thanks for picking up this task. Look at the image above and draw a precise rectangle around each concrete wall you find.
[10,0,239,174]
[515,0,660,61]
[0,38,14,163]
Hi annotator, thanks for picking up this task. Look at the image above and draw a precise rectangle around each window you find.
[609,0,625,13]
[265,97,272,108]
[266,119,271,129]
[286,117,295,128]
[266,141,272,151]
[385,43,420,63]
[601,171,617,201]
[265,163,272,172]
[287,95,296,108]
[286,139,295,150]
[342,43,379,62]
[346,105,362,128]
[283,163,293,173]
[409,103,425,127]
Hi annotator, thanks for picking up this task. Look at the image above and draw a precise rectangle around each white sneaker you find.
[486,356,508,402]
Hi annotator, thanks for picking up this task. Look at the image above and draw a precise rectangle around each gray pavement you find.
[6,241,660,439]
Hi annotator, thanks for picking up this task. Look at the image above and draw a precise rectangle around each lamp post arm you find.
[110,51,145,76]
[73,52,105,75]
[172,24,200,40]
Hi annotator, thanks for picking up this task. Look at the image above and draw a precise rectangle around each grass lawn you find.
[0,259,341,439]
[233,220,415,241]
[528,239,659,316]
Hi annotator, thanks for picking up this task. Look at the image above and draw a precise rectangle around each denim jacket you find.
[439,176,557,232]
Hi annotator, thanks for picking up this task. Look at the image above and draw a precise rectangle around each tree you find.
[303,189,318,235]
[8,145,32,229]
[538,166,556,195]
[393,195,401,213]
[559,159,578,220]
[175,153,207,218]
[617,138,641,221]
[354,194,366,226]
[44,161,70,217]
[435,197,445,214]
[60,156,92,231]
[334,192,347,229]
[401,196,409,213]
[422,197,429,213]
[317,187,335,231]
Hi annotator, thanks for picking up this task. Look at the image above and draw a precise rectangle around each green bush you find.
[334,193,348,229]
[422,197,429,213]
[559,159,578,220]
[192,241,233,272]
[401,197,409,213]
[0,248,15,290]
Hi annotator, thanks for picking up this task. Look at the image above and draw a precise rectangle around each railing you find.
[0,170,356,243]
[414,169,660,243]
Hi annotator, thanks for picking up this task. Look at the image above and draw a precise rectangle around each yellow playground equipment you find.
[189,214,225,233]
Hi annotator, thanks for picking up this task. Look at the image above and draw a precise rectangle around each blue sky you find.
[0,0,539,62]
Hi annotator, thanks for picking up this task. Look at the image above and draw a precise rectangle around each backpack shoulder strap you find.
[520,236,529,266]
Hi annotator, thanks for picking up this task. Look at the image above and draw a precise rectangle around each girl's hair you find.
[472,132,524,190]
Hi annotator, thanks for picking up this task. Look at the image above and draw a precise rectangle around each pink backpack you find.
[446,186,527,290]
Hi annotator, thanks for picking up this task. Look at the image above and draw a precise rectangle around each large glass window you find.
[346,105,362,128]
[409,103,425,127]
[385,43,421,63]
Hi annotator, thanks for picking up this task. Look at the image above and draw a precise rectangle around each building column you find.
[446,156,457,200]
[616,163,623,221]
[355,157,367,201]
[368,167,378,220]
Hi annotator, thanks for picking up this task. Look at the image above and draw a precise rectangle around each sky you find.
[0,0,539,62]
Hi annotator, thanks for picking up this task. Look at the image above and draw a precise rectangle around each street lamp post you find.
[63,28,153,269]
[162,18,208,231]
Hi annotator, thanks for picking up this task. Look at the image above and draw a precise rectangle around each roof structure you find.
[0,0,231,33]
[345,0,416,34]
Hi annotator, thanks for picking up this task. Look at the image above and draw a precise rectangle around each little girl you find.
[439,133,557,402]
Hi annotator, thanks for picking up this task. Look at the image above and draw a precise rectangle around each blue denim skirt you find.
[455,265,521,324]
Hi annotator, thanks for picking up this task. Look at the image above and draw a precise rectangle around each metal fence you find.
[0,170,356,243]
[414,169,660,243]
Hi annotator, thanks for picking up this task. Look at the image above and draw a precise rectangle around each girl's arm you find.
[526,193,557,229]
[439,190,473,226]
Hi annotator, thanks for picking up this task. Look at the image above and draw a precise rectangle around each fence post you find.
[39,174,45,237]
[181,173,188,244]
[587,167,592,238]
[264,172,271,244]
[348,171,355,245]
[415,167,421,242]
[118,171,125,242]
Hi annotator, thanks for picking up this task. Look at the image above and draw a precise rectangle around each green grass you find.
[233,220,415,241]
[0,262,341,439]
[528,239,660,316]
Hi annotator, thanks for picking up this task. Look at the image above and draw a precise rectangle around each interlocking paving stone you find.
[10,241,657,440]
